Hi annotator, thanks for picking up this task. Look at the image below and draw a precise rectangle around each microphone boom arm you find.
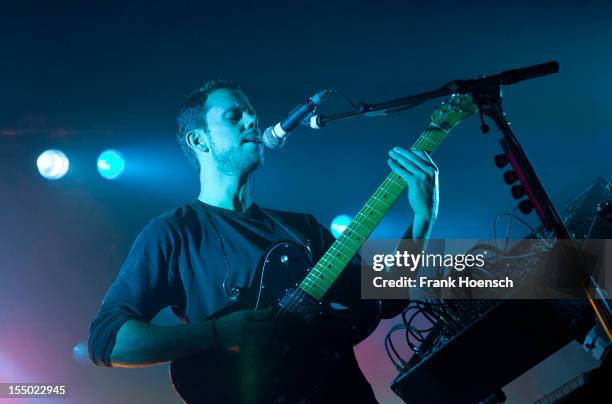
[310,61,559,128]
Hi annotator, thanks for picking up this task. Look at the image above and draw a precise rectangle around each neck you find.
[197,168,253,212]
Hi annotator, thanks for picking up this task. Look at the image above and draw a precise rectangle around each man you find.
[88,79,439,403]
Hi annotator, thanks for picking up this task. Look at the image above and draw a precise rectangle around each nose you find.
[242,111,257,130]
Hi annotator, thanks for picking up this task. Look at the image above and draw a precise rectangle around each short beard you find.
[208,134,263,176]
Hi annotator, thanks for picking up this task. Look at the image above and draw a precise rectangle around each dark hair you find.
[176,79,241,172]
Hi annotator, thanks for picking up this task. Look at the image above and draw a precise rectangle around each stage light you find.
[72,341,90,365]
[37,149,69,180]
[97,149,125,179]
[330,214,353,238]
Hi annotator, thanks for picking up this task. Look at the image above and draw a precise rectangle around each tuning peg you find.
[518,200,534,214]
[494,154,509,168]
[503,170,518,185]
[511,185,526,199]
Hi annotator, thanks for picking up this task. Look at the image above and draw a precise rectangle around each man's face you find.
[202,88,263,175]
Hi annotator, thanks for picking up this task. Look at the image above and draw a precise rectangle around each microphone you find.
[262,88,331,149]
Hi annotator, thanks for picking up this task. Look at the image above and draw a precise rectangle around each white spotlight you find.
[37,149,69,180]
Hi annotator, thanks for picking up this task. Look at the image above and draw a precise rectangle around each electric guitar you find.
[170,94,477,403]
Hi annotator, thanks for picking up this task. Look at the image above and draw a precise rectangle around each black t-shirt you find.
[88,199,384,402]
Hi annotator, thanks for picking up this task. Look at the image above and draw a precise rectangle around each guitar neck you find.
[299,124,452,300]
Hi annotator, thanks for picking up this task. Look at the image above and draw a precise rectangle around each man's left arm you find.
[381,147,439,319]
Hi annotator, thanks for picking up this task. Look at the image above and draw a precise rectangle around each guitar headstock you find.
[430,93,477,131]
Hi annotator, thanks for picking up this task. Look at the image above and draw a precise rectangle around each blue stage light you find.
[37,149,69,180]
[97,149,125,179]
[330,214,353,238]
[72,341,90,365]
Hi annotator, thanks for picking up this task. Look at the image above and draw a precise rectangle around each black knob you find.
[503,170,518,185]
[518,200,534,214]
[494,154,509,168]
[478,108,490,134]
[511,185,526,199]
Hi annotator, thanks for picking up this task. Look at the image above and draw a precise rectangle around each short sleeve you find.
[87,218,177,367]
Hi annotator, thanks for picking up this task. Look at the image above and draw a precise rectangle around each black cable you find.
[330,87,359,110]
[385,324,408,370]
[201,205,237,300]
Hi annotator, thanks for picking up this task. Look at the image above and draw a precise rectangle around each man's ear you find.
[186,130,209,153]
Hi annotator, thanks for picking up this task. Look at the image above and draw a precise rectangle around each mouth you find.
[242,137,262,145]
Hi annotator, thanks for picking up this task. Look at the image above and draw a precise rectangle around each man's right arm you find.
[88,218,181,367]
[109,309,277,368]
[88,219,278,368]
[109,319,216,367]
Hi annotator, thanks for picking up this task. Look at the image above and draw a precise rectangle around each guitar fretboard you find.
[299,124,451,300]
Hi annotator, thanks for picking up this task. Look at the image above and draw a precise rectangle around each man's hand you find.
[388,147,439,230]
[214,309,279,353]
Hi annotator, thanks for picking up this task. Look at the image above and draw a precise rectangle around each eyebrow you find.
[222,105,256,117]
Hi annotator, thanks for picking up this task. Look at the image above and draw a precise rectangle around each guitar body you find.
[170,241,381,404]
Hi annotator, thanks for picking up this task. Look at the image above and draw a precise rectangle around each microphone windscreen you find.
[263,126,287,149]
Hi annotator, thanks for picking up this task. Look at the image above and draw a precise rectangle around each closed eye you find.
[223,107,242,122]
